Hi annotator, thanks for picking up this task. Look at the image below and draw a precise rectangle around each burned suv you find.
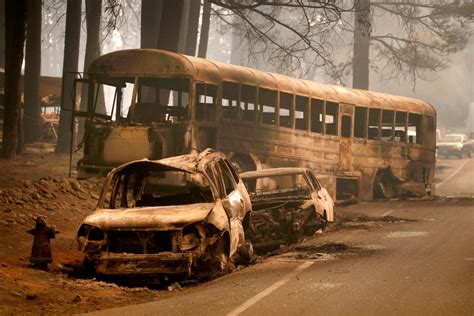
[240,168,334,252]
[77,149,252,277]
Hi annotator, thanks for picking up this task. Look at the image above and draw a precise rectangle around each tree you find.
[157,1,186,52]
[0,0,5,69]
[78,0,105,137]
[140,0,163,49]
[56,0,82,154]
[185,0,201,56]
[210,1,353,77]
[351,1,471,90]
[2,0,27,159]
[23,0,42,143]
[198,0,212,58]
[209,1,470,90]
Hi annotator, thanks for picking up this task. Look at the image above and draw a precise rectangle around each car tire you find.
[210,235,230,274]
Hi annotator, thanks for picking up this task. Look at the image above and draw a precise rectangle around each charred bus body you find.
[69,49,436,201]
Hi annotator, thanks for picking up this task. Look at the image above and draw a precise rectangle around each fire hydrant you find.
[27,216,58,269]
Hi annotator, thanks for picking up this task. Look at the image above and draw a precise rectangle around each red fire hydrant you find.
[27,216,58,269]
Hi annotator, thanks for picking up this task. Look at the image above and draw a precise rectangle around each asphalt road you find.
[436,157,474,197]
[88,160,474,316]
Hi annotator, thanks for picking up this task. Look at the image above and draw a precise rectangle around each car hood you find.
[83,203,215,231]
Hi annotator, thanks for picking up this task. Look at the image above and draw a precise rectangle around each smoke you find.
[371,38,474,130]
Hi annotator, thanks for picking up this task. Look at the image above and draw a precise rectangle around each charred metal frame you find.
[240,167,334,252]
[77,150,252,276]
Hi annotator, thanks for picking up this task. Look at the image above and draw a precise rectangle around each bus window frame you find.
[408,112,423,145]
[279,91,294,129]
[381,109,395,142]
[395,111,408,143]
[368,108,382,141]
[195,81,218,122]
[295,95,310,132]
[310,98,325,134]
[64,78,90,118]
[353,106,368,139]
[240,84,258,123]
[126,76,191,123]
[222,81,241,120]
[325,101,339,136]
[259,88,278,126]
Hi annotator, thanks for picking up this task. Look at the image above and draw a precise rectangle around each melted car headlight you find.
[179,233,198,251]
[77,224,106,252]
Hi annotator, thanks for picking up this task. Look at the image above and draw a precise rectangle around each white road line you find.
[436,159,469,189]
[227,261,314,316]
[381,210,393,217]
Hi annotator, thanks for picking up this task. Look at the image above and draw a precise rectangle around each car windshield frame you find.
[243,172,312,199]
[441,135,462,143]
[102,168,215,209]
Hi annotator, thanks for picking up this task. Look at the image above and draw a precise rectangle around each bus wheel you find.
[228,153,257,173]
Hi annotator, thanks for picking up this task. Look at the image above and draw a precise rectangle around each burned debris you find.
[240,168,335,253]
[77,149,253,278]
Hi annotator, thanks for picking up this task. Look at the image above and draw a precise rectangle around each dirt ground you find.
[0,146,459,314]
[0,144,177,315]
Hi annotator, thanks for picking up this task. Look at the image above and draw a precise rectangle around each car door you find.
[216,159,247,220]
[306,171,334,222]
[215,159,248,257]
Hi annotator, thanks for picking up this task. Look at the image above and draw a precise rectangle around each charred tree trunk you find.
[0,0,5,69]
[56,0,82,154]
[140,0,163,49]
[352,0,371,90]
[184,0,200,56]
[23,0,42,143]
[157,1,185,52]
[2,0,27,159]
[197,0,211,58]
[79,0,104,138]
[178,0,190,54]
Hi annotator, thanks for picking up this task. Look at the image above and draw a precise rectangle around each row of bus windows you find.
[350,107,424,144]
[196,82,428,144]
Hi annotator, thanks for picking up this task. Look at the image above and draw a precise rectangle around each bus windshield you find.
[90,77,190,123]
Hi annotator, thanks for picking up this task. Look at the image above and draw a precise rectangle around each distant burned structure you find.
[66,49,436,201]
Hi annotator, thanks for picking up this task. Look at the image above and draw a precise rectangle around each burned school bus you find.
[70,49,436,201]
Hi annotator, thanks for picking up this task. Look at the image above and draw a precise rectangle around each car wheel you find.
[235,240,254,265]
[210,235,230,274]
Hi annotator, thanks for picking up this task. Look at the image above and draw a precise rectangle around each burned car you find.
[77,149,252,277]
[240,168,334,252]
[437,134,472,158]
